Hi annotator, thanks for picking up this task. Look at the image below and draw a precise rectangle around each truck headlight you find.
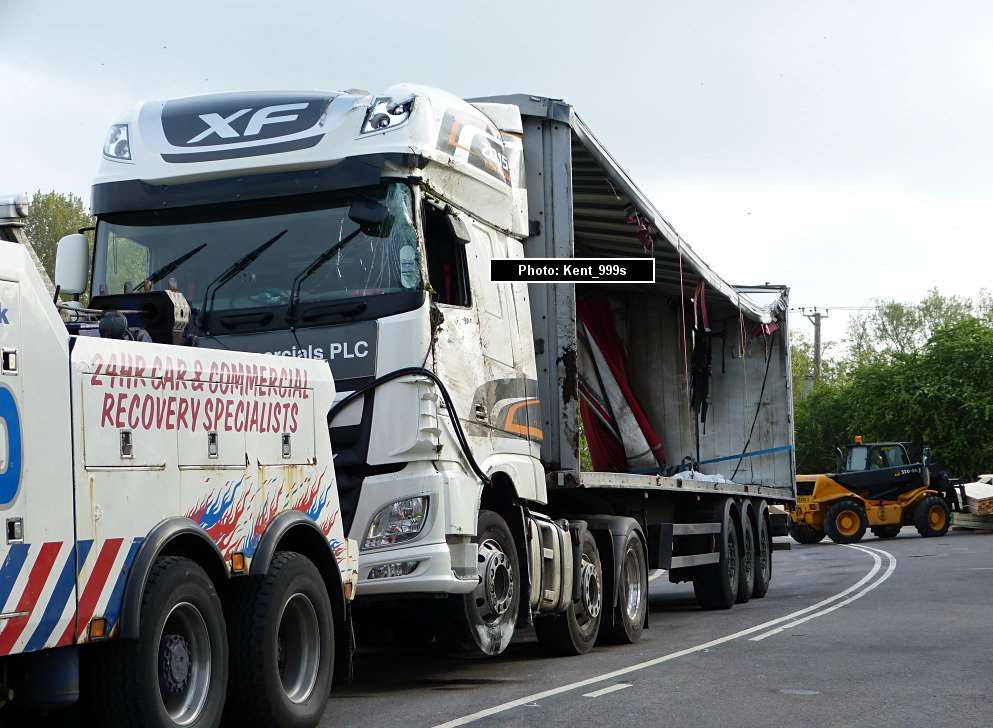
[362,496,428,550]
[103,124,132,160]
[360,96,414,135]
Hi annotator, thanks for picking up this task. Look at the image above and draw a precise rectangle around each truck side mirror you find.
[446,209,472,245]
[348,199,390,236]
[54,233,90,295]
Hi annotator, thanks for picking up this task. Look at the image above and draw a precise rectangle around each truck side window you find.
[424,204,471,307]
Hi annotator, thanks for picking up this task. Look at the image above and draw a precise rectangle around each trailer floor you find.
[325,529,991,728]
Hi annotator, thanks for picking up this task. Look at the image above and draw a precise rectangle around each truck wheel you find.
[83,556,228,728]
[824,499,868,544]
[451,509,520,656]
[605,531,648,643]
[789,523,826,544]
[914,495,951,537]
[693,504,739,610]
[870,525,901,539]
[735,514,755,604]
[752,505,772,598]
[534,529,603,655]
[225,551,334,728]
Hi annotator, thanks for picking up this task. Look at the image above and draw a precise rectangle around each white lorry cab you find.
[83,85,795,659]
[0,214,358,726]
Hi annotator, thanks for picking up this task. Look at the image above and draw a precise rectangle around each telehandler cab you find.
[790,438,951,544]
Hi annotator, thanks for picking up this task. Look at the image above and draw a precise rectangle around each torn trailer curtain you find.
[577,296,664,473]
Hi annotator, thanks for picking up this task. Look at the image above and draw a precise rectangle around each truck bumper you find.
[350,463,480,597]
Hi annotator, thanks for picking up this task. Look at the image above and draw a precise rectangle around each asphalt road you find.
[324,528,992,728]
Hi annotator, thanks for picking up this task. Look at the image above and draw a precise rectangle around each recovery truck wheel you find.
[914,495,951,537]
[605,530,648,644]
[83,556,228,728]
[824,499,868,544]
[225,551,334,728]
[789,523,826,544]
[450,509,520,656]
[534,529,603,655]
[693,503,740,610]
[870,525,902,539]
[751,503,773,599]
[735,513,755,604]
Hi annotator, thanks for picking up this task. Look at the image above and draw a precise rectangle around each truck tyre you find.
[870,525,901,539]
[450,509,520,656]
[83,556,228,728]
[752,505,773,599]
[914,495,951,537]
[534,529,603,655]
[605,530,648,644]
[225,551,334,728]
[735,514,755,604]
[824,499,868,544]
[789,523,826,544]
[693,504,739,610]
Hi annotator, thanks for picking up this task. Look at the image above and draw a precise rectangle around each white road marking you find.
[434,543,896,727]
[582,683,632,698]
[749,543,896,641]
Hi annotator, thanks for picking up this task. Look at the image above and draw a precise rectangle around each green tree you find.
[23,190,94,281]
[847,288,974,359]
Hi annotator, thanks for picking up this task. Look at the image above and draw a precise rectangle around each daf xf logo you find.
[187,103,310,144]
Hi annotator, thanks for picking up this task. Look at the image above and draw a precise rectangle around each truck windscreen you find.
[91,183,421,330]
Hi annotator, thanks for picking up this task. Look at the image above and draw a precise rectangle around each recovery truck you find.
[0,226,358,726]
[74,84,795,659]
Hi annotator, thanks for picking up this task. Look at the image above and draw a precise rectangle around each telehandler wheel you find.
[605,530,648,644]
[225,551,334,728]
[751,504,773,599]
[534,529,603,655]
[693,503,739,610]
[789,523,826,544]
[870,525,902,539]
[449,509,520,656]
[824,500,868,544]
[83,556,228,728]
[736,514,755,604]
[914,495,951,537]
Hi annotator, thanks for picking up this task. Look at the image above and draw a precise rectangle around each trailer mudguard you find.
[119,517,228,640]
[581,515,649,628]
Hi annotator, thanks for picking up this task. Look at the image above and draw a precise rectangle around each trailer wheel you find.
[824,499,868,544]
[735,514,755,604]
[914,495,951,537]
[83,556,228,728]
[604,531,648,644]
[534,529,603,655]
[751,505,773,599]
[693,504,739,610]
[870,525,902,539]
[450,510,520,656]
[789,523,826,544]
[225,551,334,728]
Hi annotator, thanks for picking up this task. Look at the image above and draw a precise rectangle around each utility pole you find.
[803,309,827,382]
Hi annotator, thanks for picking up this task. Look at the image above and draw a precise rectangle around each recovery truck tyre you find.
[824,499,868,544]
[693,503,740,610]
[604,530,648,644]
[870,525,902,539]
[735,513,755,604]
[789,523,826,544]
[450,509,520,656]
[914,495,951,538]
[83,556,228,728]
[225,551,334,728]
[534,529,603,655]
[751,502,772,599]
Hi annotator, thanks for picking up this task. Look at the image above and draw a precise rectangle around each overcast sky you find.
[2,0,991,345]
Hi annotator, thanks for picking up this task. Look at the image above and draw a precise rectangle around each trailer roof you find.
[474,95,785,324]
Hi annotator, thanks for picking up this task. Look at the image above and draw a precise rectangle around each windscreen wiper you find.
[286,228,363,324]
[199,229,288,333]
[138,243,207,290]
